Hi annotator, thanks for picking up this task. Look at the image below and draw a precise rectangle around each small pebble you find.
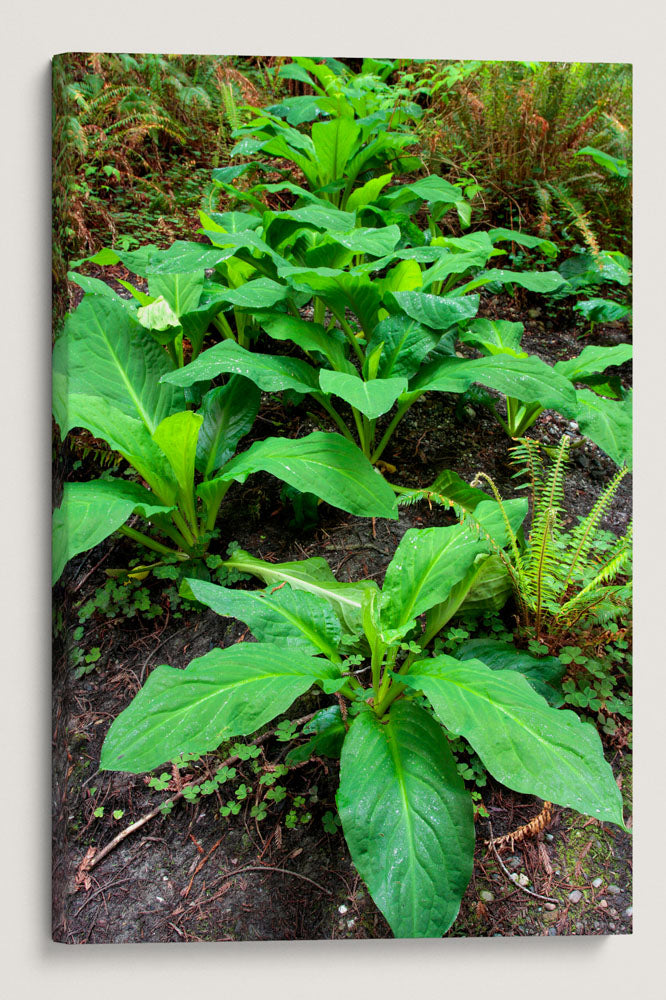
[607,884,621,895]
[544,903,556,911]
[545,833,554,842]
[548,927,557,935]
[592,877,603,888]
[608,923,616,931]
[338,904,348,915]
[480,890,495,902]
[624,906,633,918]
[599,900,608,908]
[568,890,583,904]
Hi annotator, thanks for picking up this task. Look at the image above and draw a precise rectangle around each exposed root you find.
[484,801,552,852]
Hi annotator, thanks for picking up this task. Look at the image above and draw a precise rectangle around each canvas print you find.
[52,54,633,942]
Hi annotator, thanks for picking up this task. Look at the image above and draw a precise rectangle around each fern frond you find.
[547,182,601,258]
[509,437,545,497]
[561,466,630,590]
[524,436,569,634]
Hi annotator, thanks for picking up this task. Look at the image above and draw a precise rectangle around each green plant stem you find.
[313,297,326,326]
[203,480,233,531]
[351,407,367,454]
[375,645,399,704]
[374,677,406,718]
[370,399,414,464]
[315,395,356,443]
[330,308,366,365]
[171,509,197,548]
[145,515,192,551]
[491,402,512,437]
[212,312,237,341]
[118,524,189,559]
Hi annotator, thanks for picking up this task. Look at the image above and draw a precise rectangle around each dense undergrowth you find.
[52,55,632,941]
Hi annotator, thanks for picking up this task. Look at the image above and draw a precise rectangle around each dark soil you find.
[52,289,633,943]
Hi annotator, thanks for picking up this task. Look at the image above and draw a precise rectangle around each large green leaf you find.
[420,248,495,290]
[459,318,526,357]
[345,173,393,212]
[183,579,342,660]
[311,118,361,185]
[84,240,235,274]
[365,315,439,380]
[52,480,174,584]
[456,639,565,706]
[574,146,630,178]
[337,701,474,938]
[389,290,479,331]
[213,277,291,310]
[380,523,491,632]
[266,203,356,234]
[201,226,286,266]
[195,377,260,479]
[553,344,633,383]
[152,411,202,501]
[60,295,184,432]
[410,354,578,416]
[574,389,632,467]
[217,432,399,519]
[100,643,340,774]
[67,271,134,302]
[403,655,626,827]
[222,549,379,634]
[460,268,565,294]
[258,313,347,370]
[148,273,205,316]
[161,340,319,393]
[328,225,401,257]
[573,298,631,325]
[319,370,408,420]
[277,265,381,333]
[454,555,513,616]
[136,297,181,343]
[56,393,178,504]
[488,229,558,257]
[382,174,466,209]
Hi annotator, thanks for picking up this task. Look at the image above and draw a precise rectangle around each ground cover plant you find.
[53,54,633,944]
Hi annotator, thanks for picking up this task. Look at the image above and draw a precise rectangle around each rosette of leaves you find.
[52,293,398,583]
[217,56,423,212]
[100,500,627,938]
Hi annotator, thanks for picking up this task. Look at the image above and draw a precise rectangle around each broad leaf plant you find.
[100,501,627,939]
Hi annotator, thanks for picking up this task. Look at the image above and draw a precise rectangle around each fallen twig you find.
[184,863,332,908]
[487,820,560,905]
